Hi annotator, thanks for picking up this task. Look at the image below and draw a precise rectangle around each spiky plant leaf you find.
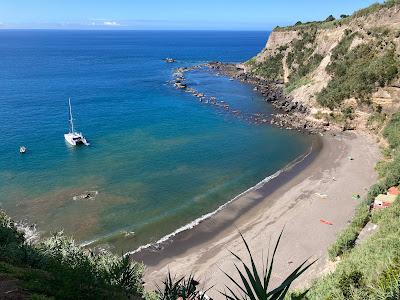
[221,229,316,300]
[157,271,208,300]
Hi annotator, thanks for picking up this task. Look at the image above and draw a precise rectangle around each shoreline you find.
[174,62,329,134]
[134,131,380,298]
[131,134,321,262]
[82,62,317,252]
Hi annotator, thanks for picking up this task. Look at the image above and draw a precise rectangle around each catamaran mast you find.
[68,97,75,133]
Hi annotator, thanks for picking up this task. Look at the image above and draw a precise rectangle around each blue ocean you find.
[0,30,311,252]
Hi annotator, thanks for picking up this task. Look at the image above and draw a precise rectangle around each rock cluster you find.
[206,62,325,133]
[163,58,176,63]
[207,62,308,113]
[171,62,325,133]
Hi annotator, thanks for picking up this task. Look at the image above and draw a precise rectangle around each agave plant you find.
[220,230,316,300]
[157,271,210,300]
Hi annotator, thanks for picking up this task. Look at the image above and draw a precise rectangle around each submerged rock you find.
[163,58,176,63]
[171,61,324,133]
[174,82,187,89]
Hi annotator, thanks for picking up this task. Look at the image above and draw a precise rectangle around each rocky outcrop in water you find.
[170,62,325,133]
[206,62,324,133]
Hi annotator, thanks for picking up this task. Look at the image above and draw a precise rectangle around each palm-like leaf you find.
[157,271,211,300]
[221,229,316,300]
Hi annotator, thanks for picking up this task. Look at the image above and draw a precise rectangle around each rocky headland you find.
[171,62,328,134]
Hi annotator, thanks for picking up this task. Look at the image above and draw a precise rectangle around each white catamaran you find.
[64,98,89,146]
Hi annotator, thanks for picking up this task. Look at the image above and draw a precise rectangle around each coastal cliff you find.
[245,1,400,131]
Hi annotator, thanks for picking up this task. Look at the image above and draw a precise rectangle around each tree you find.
[340,14,349,18]
[325,15,336,22]
[295,21,302,26]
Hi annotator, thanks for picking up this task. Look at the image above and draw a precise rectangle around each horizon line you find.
[0,28,273,32]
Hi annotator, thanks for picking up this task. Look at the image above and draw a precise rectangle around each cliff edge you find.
[245,0,400,131]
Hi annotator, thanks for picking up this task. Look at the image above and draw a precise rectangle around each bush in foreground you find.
[0,211,145,299]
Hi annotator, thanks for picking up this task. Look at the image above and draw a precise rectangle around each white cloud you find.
[103,21,120,26]
[88,20,121,27]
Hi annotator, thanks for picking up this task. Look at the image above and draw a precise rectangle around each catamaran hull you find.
[64,133,90,146]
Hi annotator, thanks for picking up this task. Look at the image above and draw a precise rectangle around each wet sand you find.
[133,132,380,298]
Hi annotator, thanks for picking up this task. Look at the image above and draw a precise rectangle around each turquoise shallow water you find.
[0,30,311,251]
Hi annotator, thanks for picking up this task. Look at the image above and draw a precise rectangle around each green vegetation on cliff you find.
[246,51,285,80]
[383,112,400,149]
[277,0,400,31]
[286,28,318,71]
[285,28,324,93]
[353,0,400,18]
[317,35,399,109]
[248,0,400,113]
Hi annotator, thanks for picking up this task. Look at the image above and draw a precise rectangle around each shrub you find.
[367,182,387,201]
[0,212,145,299]
[341,106,354,120]
[244,57,256,67]
[318,42,399,109]
[325,15,336,22]
[156,273,207,300]
[383,112,400,149]
[329,32,356,61]
[328,200,370,259]
[284,27,321,90]
[285,76,312,93]
[328,226,359,259]
[251,52,285,80]
[285,53,323,92]
[351,0,400,19]
[368,111,387,131]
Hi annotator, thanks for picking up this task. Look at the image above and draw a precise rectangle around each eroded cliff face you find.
[247,3,400,130]
[255,30,299,63]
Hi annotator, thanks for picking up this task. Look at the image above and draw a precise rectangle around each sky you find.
[0,0,384,30]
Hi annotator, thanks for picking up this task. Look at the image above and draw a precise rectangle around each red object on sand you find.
[388,186,400,195]
[320,219,333,225]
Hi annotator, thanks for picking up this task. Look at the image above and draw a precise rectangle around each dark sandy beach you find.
[133,132,380,298]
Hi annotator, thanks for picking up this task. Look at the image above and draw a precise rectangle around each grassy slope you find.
[0,212,145,299]
[318,31,399,110]
[276,0,400,32]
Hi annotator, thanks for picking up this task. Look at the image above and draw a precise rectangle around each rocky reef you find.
[171,62,327,134]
